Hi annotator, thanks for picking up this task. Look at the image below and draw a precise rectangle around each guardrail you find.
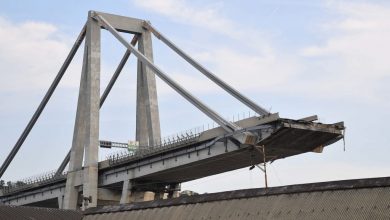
[107,132,201,166]
[106,112,260,166]
[0,170,66,195]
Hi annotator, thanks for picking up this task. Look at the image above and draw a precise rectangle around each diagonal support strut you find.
[142,22,270,116]
[93,12,240,133]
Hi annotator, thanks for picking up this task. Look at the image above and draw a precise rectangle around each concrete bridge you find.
[0,11,344,210]
[0,114,344,208]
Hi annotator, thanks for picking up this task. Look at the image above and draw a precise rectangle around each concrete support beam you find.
[95,11,144,34]
[120,180,132,204]
[136,29,161,147]
[82,13,101,209]
[63,42,89,210]
[64,13,101,210]
[136,60,148,146]
[58,196,64,209]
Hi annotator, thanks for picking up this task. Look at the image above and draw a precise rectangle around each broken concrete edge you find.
[83,176,390,215]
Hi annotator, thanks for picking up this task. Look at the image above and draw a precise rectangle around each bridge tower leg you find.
[136,27,161,147]
[64,12,101,210]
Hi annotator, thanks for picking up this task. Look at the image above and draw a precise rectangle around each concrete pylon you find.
[64,12,101,210]
[81,13,101,210]
[136,26,161,147]
[63,12,161,210]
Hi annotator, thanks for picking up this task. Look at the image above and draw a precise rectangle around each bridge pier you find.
[120,180,132,204]
[58,196,64,209]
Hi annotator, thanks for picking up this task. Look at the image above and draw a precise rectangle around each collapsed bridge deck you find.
[103,114,344,187]
[0,114,344,206]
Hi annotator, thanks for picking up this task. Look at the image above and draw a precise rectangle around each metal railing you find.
[106,111,261,166]
[107,131,201,166]
[0,170,66,195]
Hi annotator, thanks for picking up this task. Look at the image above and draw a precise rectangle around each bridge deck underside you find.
[134,121,342,184]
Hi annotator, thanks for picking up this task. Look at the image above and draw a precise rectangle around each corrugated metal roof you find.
[0,205,82,220]
[84,177,390,220]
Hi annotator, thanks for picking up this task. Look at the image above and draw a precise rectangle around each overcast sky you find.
[0,0,389,193]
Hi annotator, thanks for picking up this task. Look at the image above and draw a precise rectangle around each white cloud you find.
[133,0,274,53]
[300,1,390,102]
[133,0,236,38]
[0,17,80,92]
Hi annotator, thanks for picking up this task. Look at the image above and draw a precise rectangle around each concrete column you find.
[136,28,161,147]
[136,59,148,147]
[58,196,64,209]
[63,42,89,210]
[120,180,132,204]
[82,13,101,210]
